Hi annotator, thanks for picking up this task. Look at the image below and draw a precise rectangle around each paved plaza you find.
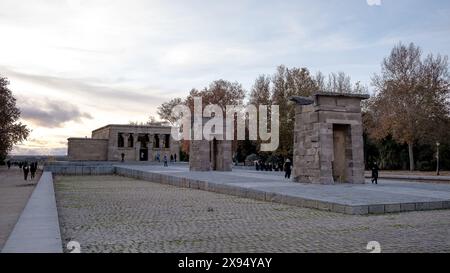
[55,175,450,253]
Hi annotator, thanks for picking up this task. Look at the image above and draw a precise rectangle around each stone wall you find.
[215,140,233,171]
[67,138,108,161]
[92,127,110,139]
[44,162,115,175]
[189,140,211,171]
[189,139,233,172]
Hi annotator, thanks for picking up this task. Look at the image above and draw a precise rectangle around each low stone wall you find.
[44,162,116,175]
[364,173,450,182]
[44,161,189,176]
[45,165,115,176]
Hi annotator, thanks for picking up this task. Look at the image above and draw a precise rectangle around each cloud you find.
[1,66,169,113]
[19,97,93,128]
[367,0,382,6]
[10,146,67,156]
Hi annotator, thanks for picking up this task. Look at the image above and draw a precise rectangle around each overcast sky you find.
[1,0,449,155]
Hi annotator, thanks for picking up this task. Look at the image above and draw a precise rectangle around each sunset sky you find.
[1,0,449,155]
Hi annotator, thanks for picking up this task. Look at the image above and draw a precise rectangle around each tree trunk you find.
[408,142,415,171]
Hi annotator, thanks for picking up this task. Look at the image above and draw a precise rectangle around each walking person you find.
[174,154,177,162]
[371,162,379,185]
[30,162,36,180]
[121,153,125,163]
[23,163,30,181]
[163,154,168,167]
[7,160,11,169]
[284,159,292,180]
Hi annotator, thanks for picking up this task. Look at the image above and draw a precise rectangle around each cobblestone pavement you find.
[54,175,450,253]
[0,167,41,251]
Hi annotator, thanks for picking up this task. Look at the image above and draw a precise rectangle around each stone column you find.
[123,133,130,148]
[318,123,334,184]
[135,135,141,161]
[350,124,365,184]
[146,134,153,161]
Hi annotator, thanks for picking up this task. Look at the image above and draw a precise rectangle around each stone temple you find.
[68,124,180,162]
[290,92,369,184]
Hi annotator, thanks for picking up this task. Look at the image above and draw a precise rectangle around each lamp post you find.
[436,142,440,176]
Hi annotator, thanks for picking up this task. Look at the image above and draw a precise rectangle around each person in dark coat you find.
[284,159,292,180]
[30,162,37,180]
[7,160,11,169]
[23,163,30,181]
[371,163,379,185]
[163,154,168,167]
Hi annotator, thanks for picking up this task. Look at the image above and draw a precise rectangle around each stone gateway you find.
[290,92,369,184]
[189,117,232,172]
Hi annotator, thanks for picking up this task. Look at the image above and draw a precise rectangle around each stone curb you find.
[113,167,449,215]
[365,174,450,182]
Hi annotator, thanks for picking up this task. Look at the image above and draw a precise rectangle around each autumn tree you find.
[0,76,30,162]
[157,97,183,125]
[271,65,319,158]
[367,42,450,171]
[242,75,272,157]
[186,80,246,110]
[249,75,271,106]
[316,71,368,94]
[158,80,246,158]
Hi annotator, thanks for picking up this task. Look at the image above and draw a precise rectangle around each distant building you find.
[68,124,179,162]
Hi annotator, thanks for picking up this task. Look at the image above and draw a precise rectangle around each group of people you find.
[120,153,178,165]
[9,161,39,181]
[254,159,292,180]
[255,161,284,172]
[254,160,379,183]
[156,153,176,167]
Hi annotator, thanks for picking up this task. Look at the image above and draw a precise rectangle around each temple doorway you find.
[140,149,148,161]
[138,134,150,161]
[211,138,218,171]
[332,124,351,183]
